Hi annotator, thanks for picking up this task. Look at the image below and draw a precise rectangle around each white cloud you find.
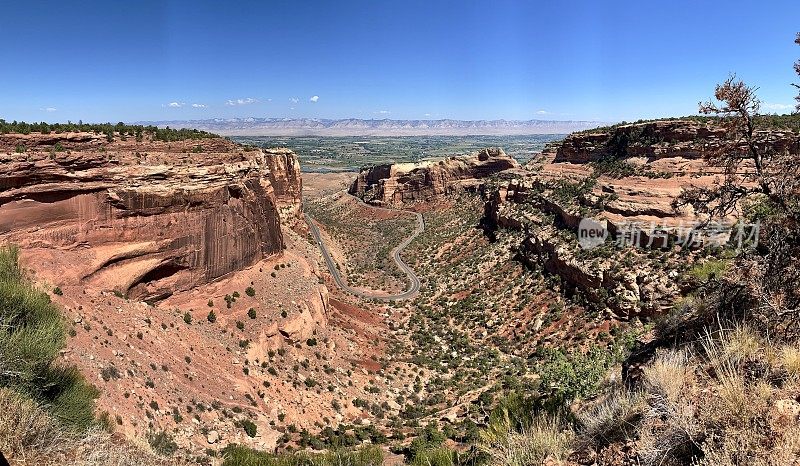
[191,103,207,108]
[225,97,257,106]
[41,107,57,112]
[309,95,319,103]
[289,97,299,104]
[763,103,793,111]
[165,101,185,108]
[536,110,549,115]
[374,110,391,115]
[424,113,431,117]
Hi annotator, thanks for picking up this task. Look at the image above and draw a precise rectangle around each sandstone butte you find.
[349,147,522,206]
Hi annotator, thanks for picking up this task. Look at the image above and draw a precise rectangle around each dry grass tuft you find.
[479,414,573,466]
[780,345,800,378]
[692,326,800,465]
[0,388,180,466]
[638,350,701,466]
[577,386,645,448]
[0,388,68,464]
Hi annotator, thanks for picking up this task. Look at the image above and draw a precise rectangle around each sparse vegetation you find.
[0,246,99,430]
[240,419,257,438]
[221,444,384,466]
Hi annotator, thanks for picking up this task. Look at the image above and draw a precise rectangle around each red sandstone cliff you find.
[0,132,303,302]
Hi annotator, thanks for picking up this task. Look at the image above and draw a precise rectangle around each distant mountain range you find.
[138,118,605,136]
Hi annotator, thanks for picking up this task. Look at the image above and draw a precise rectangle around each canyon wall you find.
[0,133,303,302]
[483,120,800,318]
[349,147,521,206]
[553,119,800,164]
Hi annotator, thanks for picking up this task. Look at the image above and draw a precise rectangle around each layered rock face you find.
[483,120,800,318]
[553,119,800,164]
[349,147,521,206]
[0,133,303,301]
[484,178,681,318]
[264,147,303,226]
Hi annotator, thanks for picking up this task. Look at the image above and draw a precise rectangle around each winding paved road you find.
[305,196,424,301]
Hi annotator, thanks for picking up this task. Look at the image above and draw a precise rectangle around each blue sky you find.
[1,0,798,123]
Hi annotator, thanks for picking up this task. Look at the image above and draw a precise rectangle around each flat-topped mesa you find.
[349,147,521,206]
[553,119,800,164]
[0,131,303,302]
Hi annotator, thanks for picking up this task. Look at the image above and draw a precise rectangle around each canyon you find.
[3,117,799,465]
[0,130,409,459]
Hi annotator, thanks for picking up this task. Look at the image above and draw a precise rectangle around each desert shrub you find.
[221,443,383,466]
[207,310,217,323]
[535,332,636,409]
[100,365,121,382]
[0,387,66,460]
[590,158,638,178]
[0,246,99,430]
[183,312,192,324]
[399,422,457,465]
[409,447,455,466]
[240,419,257,437]
[247,308,256,319]
[245,287,256,297]
[147,430,178,456]
[688,258,729,282]
[548,177,597,205]
[636,349,700,465]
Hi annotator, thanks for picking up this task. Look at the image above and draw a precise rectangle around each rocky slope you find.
[349,147,521,206]
[0,133,301,302]
[0,132,391,457]
[482,119,800,318]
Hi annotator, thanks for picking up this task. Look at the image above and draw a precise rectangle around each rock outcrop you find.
[483,120,800,318]
[349,147,521,206]
[264,148,303,226]
[0,132,303,301]
[553,119,800,164]
[484,178,681,318]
